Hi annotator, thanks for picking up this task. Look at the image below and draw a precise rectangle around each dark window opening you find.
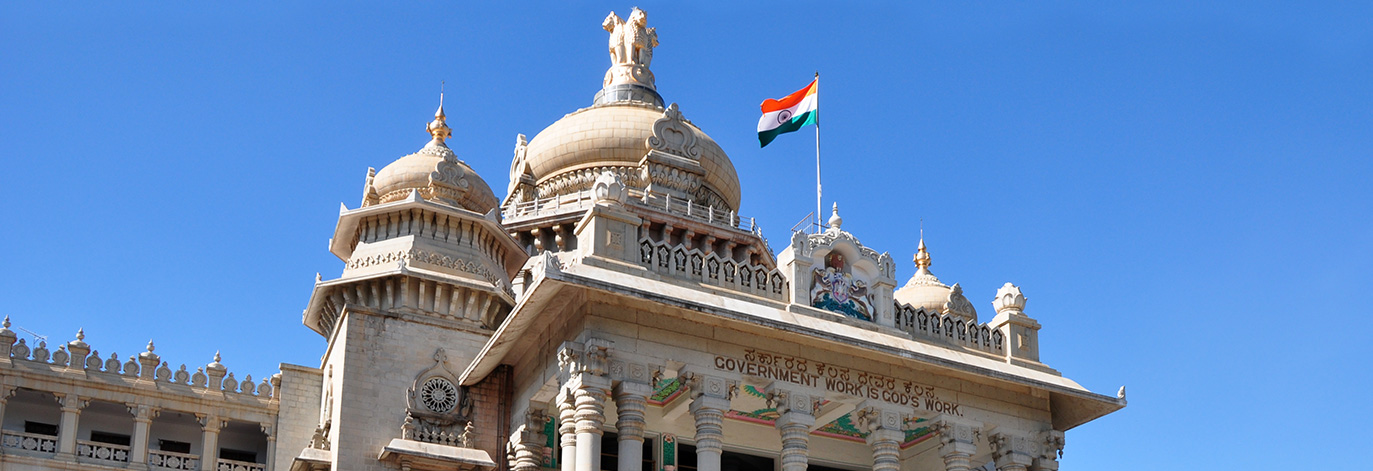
[158,440,192,454]
[220,448,257,463]
[599,432,655,471]
[676,444,775,471]
[89,431,131,446]
[24,421,58,436]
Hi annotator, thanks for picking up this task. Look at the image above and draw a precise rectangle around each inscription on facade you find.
[713,349,963,416]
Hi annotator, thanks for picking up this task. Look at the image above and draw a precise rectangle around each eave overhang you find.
[461,262,1125,431]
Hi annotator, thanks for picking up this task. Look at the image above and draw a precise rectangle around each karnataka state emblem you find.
[810,253,874,320]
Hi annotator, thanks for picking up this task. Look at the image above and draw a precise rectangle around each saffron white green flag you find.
[758,78,818,147]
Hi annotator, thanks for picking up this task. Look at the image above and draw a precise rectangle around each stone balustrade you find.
[504,188,763,235]
[893,302,1005,355]
[1,429,58,454]
[638,237,789,302]
[217,457,268,471]
[149,449,200,469]
[78,439,131,463]
[0,320,277,399]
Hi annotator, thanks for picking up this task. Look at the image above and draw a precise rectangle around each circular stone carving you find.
[420,377,459,413]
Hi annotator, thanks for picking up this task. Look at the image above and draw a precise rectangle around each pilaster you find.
[511,411,548,471]
[556,388,578,471]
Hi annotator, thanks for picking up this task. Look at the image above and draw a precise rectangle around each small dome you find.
[522,102,741,211]
[893,239,978,322]
[366,102,500,214]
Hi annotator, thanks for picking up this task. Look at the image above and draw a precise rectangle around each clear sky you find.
[2,2,1370,469]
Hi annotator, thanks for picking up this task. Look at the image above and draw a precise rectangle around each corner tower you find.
[297,98,527,470]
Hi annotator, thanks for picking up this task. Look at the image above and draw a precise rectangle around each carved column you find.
[198,415,223,471]
[1032,431,1064,471]
[613,381,653,471]
[129,404,158,469]
[766,386,816,471]
[263,424,277,471]
[856,403,910,471]
[557,388,578,471]
[686,374,734,471]
[512,412,548,471]
[572,376,609,471]
[0,386,15,431]
[931,419,979,471]
[55,393,86,461]
[989,431,1034,471]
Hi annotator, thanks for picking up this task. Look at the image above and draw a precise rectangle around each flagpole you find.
[814,71,822,230]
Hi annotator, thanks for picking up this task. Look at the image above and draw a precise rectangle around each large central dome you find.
[521,102,741,210]
[503,8,742,213]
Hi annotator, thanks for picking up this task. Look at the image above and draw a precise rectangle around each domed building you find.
[0,8,1123,471]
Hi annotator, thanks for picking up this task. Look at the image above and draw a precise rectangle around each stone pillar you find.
[0,386,15,428]
[129,404,158,469]
[855,403,910,471]
[989,431,1034,471]
[557,389,578,471]
[55,394,86,461]
[686,374,734,471]
[198,415,223,471]
[263,424,278,471]
[573,375,610,471]
[766,386,816,471]
[931,419,979,471]
[512,412,548,471]
[1031,430,1064,471]
[613,381,653,471]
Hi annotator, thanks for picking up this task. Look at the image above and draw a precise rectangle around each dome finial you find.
[914,232,932,272]
[426,84,451,148]
[827,202,842,230]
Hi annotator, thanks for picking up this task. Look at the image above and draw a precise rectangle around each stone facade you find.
[0,7,1123,471]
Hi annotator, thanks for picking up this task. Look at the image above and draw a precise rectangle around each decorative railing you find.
[78,439,130,463]
[639,238,788,302]
[503,189,763,234]
[149,449,200,469]
[1,430,57,454]
[217,458,267,471]
[893,302,1004,355]
[0,321,276,400]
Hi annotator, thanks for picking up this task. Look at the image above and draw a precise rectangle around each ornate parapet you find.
[893,301,1005,356]
[638,237,789,302]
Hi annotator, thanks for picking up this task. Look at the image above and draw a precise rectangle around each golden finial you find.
[914,225,932,271]
[426,83,451,147]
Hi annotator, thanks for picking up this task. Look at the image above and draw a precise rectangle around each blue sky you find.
[2,2,1370,469]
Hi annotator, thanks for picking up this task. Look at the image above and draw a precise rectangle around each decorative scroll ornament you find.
[647,103,701,159]
[402,348,473,446]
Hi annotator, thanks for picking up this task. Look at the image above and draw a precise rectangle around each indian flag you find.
[757,78,818,147]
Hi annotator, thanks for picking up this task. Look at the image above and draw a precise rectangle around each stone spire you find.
[426,92,451,148]
[914,236,932,274]
[596,7,664,106]
[827,202,843,231]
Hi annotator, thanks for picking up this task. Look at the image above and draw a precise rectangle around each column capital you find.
[764,383,820,418]
[56,393,88,412]
[196,414,224,432]
[1031,430,1064,471]
[612,380,655,398]
[930,418,979,457]
[683,372,737,402]
[0,385,16,403]
[989,430,1036,471]
[855,400,913,436]
[126,404,159,422]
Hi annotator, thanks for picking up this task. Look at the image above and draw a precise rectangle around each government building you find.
[0,9,1124,471]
